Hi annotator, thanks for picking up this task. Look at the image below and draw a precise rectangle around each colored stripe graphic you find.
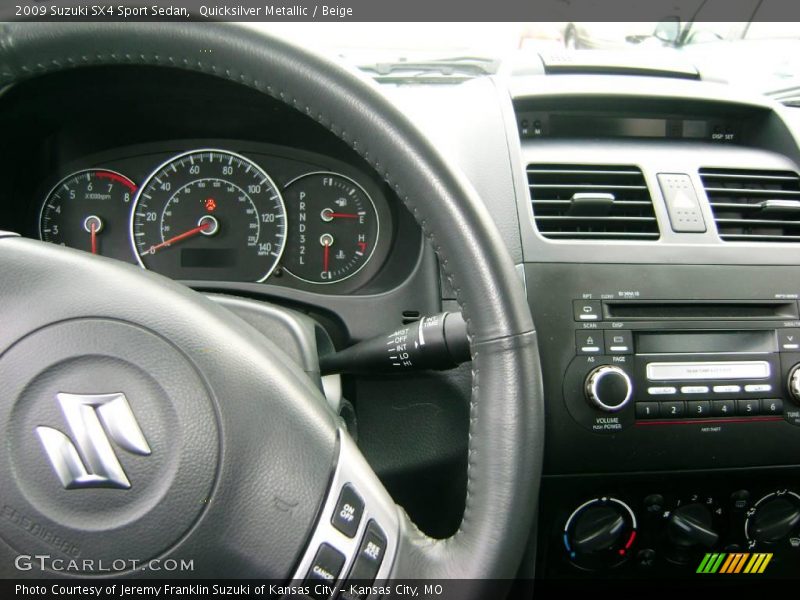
[698,553,773,574]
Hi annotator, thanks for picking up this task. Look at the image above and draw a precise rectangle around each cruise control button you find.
[762,398,783,415]
[340,521,388,600]
[687,400,711,417]
[737,399,760,416]
[306,543,346,598]
[576,330,602,355]
[661,401,685,418]
[712,400,735,417]
[636,402,659,419]
[574,300,601,321]
[604,330,633,354]
[331,484,364,538]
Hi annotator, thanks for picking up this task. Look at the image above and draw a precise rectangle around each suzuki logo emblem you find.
[35,393,151,489]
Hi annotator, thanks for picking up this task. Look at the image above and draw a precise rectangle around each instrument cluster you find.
[36,142,393,291]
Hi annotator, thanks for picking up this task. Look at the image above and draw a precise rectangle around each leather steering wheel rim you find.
[0,23,544,584]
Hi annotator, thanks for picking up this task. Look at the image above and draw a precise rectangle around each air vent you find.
[700,168,800,242]
[527,164,659,240]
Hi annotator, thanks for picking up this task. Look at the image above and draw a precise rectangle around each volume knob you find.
[585,366,633,412]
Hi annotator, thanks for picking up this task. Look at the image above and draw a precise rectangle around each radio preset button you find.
[575,331,602,354]
[713,385,742,394]
[660,401,685,418]
[687,400,711,417]
[712,400,736,417]
[636,402,659,419]
[603,330,633,354]
[648,386,677,396]
[681,385,709,394]
[761,399,783,415]
[737,399,760,416]
[573,300,602,322]
[745,384,772,393]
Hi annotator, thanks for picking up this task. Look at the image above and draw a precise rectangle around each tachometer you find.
[282,172,379,284]
[39,169,137,261]
[131,150,287,281]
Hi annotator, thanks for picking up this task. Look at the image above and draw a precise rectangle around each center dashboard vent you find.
[527,164,659,240]
[700,168,800,242]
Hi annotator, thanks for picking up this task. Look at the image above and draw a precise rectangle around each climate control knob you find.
[747,492,800,544]
[585,366,633,412]
[564,497,638,570]
[667,503,719,548]
[788,365,800,403]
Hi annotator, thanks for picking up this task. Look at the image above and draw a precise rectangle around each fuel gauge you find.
[282,172,379,284]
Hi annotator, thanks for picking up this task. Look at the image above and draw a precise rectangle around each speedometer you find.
[131,150,286,282]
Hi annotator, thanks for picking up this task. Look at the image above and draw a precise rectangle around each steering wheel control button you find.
[573,299,601,321]
[585,366,633,412]
[576,330,602,354]
[305,543,346,598]
[340,521,388,600]
[332,483,364,538]
[657,173,706,233]
[603,329,632,354]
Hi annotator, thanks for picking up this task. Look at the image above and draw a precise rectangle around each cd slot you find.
[604,300,799,321]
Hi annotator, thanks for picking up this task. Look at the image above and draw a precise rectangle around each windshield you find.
[255,12,800,97]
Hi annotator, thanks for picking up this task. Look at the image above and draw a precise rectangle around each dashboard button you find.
[737,399,760,416]
[711,400,736,417]
[604,330,632,354]
[660,401,685,418]
[636,402,659,419]
[681,385,709,394]
[657,173,706,233]
[331,484,364,538]
[687,400,711,417]
[761,399,783,415]
[576,331,602,354]
[713,385,741,394]
[745,384,772,393]
[778,329,800,351]
[648,386,677,396]
[574,300,601,321]
[305,543,346,596]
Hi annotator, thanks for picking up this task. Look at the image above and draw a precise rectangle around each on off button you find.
[331,483,364,538]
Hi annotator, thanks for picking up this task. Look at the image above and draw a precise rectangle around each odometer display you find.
[131,150,286,282]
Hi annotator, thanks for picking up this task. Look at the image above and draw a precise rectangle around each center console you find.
[528,263,800,578]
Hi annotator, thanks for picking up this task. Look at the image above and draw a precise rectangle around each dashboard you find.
[5,51,800,582]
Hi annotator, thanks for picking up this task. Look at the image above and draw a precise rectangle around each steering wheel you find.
[0,23,543,589]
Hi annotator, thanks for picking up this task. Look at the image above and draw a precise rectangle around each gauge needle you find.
[90,222,98,255]
[142,222,210,256]
[328,212,359,219]
[323,243,330,272]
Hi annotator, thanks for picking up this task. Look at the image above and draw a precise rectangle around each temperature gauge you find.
[282,172,379,284]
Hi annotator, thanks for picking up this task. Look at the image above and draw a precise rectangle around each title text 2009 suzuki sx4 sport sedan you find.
[3,14,800,597]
